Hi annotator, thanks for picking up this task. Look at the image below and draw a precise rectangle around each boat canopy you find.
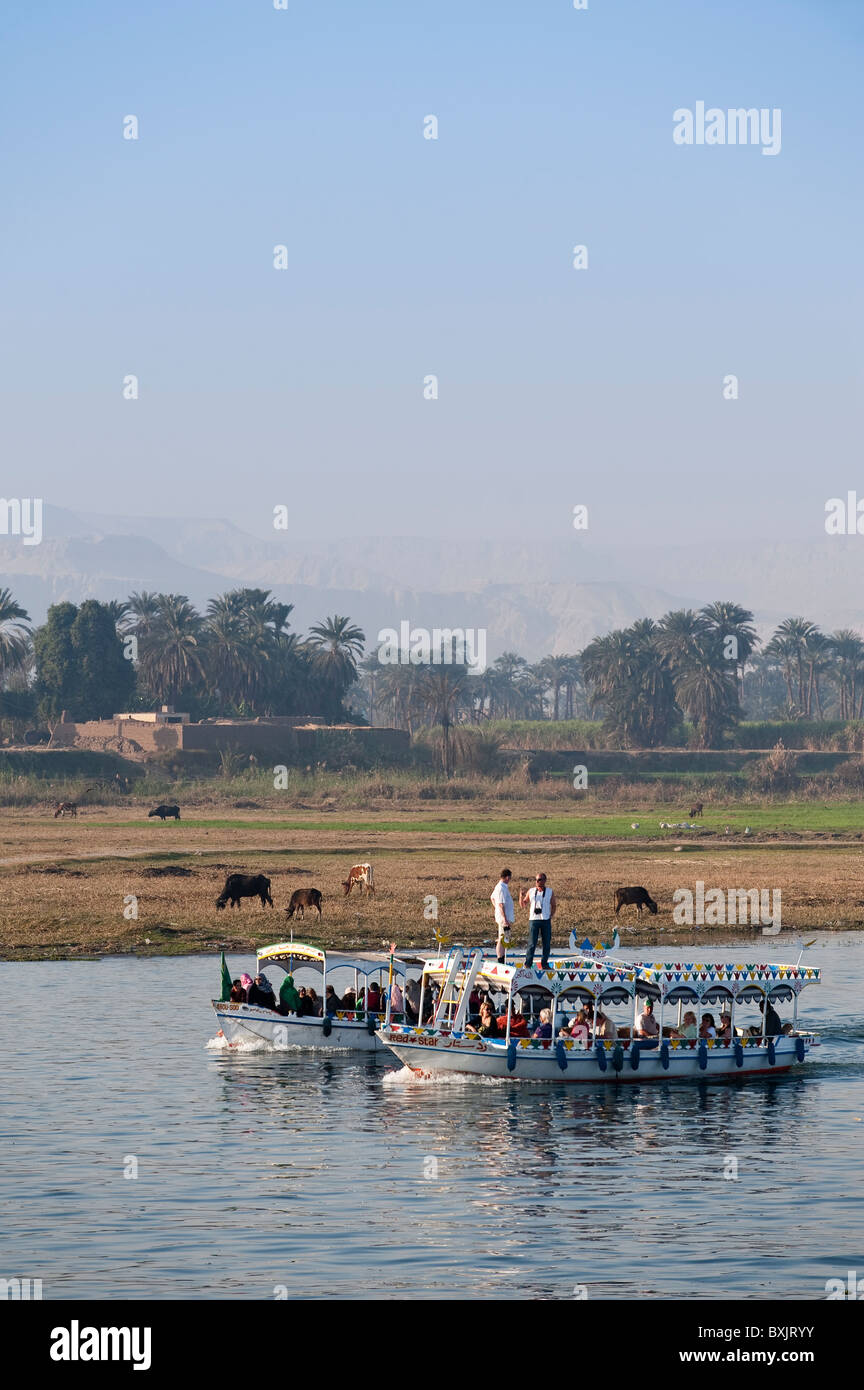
[257,942,427,976]
[421,951,820,1003]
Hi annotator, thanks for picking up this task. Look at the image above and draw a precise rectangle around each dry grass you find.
[1,802,861,959]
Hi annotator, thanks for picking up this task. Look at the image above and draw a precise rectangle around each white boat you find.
[377,947,821,1083]
[212,941,426,1052]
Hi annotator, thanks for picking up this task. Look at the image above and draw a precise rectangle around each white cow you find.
[342,862,374,895]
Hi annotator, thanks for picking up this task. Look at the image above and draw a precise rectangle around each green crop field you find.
[88,801,864,837]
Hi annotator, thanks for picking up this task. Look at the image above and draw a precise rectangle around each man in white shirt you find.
[519,872,557,969]
[634,997,660,1040]
[490,868,515,964]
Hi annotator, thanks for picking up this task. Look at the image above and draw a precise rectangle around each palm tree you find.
[829,630,864,720]
[137,594,206,704]
[492,653,528,719]
[763,632,798,713]
[766,618,818,715]
[802,629,831,718]
[416,664,470,777]
[700,601,757,702]
[126,591,161,638]
[560,655,584,719]
[535,655,571,720]
[673,657,739,747]
[654,610,712,670]
[0,588,32,682]
[306,615,365,718]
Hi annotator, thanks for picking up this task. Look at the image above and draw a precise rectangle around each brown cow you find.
[285,888,323,920]
[53,802,78,818]
[342,863,374,895]
[689,802,704,818]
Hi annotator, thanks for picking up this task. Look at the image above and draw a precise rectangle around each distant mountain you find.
[1,507,862,659]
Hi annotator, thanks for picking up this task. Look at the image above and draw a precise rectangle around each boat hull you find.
[213,1001,386,1051]
[377,1027,818,1083]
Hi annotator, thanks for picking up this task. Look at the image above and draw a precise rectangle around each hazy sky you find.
[2,0,862,548]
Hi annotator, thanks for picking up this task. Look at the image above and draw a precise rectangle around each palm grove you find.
[0,589,863,748]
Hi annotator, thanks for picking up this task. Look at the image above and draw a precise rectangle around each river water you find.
[2,933,862,1300]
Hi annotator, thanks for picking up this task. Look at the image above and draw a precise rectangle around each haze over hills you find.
[1,507,863,660]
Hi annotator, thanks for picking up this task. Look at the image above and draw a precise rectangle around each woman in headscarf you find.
[278,972,301,1016]
[248,974,277,1010]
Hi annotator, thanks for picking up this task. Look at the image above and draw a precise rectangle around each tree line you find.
[0,589,365,729]
[0,586,863,749]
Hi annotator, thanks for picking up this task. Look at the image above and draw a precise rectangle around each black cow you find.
[614,886,658,916]
[216,873,273,910]
[285,888,323,920]
[148,804,181,821]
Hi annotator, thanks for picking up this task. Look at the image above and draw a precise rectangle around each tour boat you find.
[212,941,426,1052]
[377,947,821,1083]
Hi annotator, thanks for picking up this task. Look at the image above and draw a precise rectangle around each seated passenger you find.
[229,978,246,1003]
[296,987,315,1017]
[324,985,342,1014]
[366,982,382,1014]
[533,1008,553,1039]
[389,979,403,1017]
[672,1010,698,1040]
[342,987,357,1014]
[594,1008,617,1041]
[404,979,420,1022]
[468,986,482,1024]
[699,1012,717,1039]
[717,1012,733,1041]
[780,1021,794,1035]
[569,1009,590,1045]
[634,999,660,1038]
[307,988,323,1018]
[277,972,301,1015]
[248,973,277,1010]
[240,972,253,996]
[762,1001,783,1037]
[498,1006,528,1037]
[478,1001,499,1037]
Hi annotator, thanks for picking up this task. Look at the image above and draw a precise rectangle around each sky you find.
[1,0,862,550]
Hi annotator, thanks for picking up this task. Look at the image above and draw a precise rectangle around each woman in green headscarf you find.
[279,973,301,1015]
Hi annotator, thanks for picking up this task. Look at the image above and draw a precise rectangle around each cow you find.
[148,804,181,821]
[216,873,273,910]
[285,888,323,920]
[614,886,658,916]
[53,802,77,818]
[342,862,374,895]
[689,802,704,818]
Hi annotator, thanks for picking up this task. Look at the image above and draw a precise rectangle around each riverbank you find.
[1,803,862,959]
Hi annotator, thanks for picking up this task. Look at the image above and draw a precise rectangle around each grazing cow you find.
[342,862,374,895]
[148,804,181,821]
[285,888,323,920]
[614,886,658,916]
[216,873,273,910]
[689,802,704,818]
[53,802,77,818]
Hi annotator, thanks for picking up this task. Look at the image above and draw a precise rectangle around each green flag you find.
[220,951,232,1002]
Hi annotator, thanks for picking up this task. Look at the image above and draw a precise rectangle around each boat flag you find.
[219,951,232,1001]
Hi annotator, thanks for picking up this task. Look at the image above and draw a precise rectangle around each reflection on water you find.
[1,934,862,1299]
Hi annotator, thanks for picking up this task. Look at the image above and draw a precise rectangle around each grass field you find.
[83,800,864,836]
[2,796,863,959]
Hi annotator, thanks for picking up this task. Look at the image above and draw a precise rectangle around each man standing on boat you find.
[490,868,515,964]
[519,872,557,970]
